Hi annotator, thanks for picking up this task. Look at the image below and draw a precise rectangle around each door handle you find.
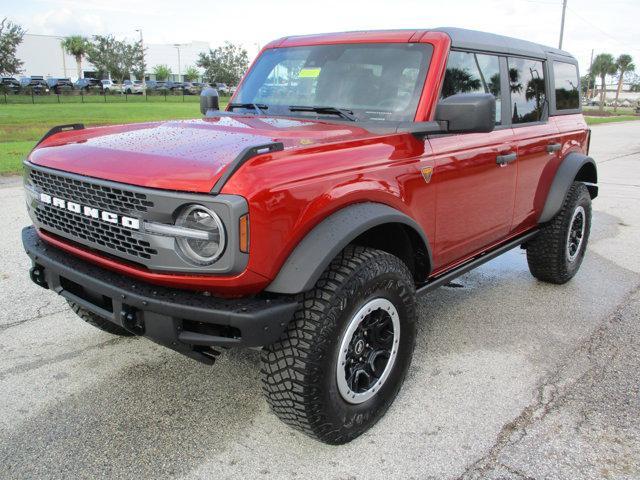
[547,143,562,153]
[496,152,517,166]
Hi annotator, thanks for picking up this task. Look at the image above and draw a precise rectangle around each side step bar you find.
[417,230,539,296]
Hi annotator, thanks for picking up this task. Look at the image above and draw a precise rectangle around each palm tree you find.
[61,35,90,80]
[614,54,635,112]
[183,66,200,82]
[590,53,617,112]
[153,64,171,81]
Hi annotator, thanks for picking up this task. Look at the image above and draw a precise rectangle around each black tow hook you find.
[29,265,49,289]
[193,346,222,365]
[121,305,145,335]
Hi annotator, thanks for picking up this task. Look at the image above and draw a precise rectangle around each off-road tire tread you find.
[526,182,591,284]
[68,300,135,336]
[260,245,415,444]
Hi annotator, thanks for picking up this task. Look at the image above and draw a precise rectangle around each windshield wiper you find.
[288,105,357,122]
[228,103,268,114]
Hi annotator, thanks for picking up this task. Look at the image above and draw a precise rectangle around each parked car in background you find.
[145,80,167,92]
[101,79,122,93]
[122,80,145,94]
[75,78,102,93]
[164,81,184,92]
[1,77,21,94]
[213,82,231,95]
[21,76,50,95]
[182,82,202,95]
[46,78,74,94]
[20,75,45,87]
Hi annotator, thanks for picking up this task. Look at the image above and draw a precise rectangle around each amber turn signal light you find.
[239,214,250,253]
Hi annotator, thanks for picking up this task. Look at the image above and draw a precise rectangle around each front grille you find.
[34,204,158,260]
[30,168,154,215]
[25,163,245,274]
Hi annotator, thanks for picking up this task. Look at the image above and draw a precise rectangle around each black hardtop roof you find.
[435,27,576,62]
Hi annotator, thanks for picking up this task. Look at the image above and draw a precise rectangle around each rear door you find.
[508,56,562,231]
[429,51,517,270]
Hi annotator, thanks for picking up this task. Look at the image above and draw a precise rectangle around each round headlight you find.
[175,205,225,265]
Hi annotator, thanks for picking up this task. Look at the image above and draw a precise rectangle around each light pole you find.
[173,44,182,82]
[587,48,594,100]
[558,0,567,49]
[135,28,145,85]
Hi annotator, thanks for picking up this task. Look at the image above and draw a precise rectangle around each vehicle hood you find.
[29,115,378,193]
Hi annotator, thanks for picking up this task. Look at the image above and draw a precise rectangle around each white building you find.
[15,33,210,82]
[145,41,210,81]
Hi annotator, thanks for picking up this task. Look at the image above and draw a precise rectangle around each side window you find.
[441,51,502,125]
[553,61,580,110]
[508,57,546,123]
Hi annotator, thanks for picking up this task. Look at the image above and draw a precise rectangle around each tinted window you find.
[508,57,546,123]
[553,61,579,110]
[441,51,502,124]
[235,43,433,122]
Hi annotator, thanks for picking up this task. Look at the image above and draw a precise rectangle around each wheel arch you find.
[265,202,433,294]
[539,152,598,224]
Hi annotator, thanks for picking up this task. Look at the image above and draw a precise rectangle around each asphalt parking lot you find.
[1,122,639,480]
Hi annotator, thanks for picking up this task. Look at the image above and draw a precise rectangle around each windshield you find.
[234,43,433,122]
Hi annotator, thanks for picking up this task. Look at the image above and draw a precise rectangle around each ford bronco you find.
[22,28,597,444]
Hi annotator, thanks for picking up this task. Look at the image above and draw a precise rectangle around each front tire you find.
[526,182,592,284]
[261,246,417,444]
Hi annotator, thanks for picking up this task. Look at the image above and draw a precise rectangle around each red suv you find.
[23,28,597,444]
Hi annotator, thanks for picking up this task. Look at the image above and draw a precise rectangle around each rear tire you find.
[67,300,135,336]
[261,246,417,444]
[526,182,592,284]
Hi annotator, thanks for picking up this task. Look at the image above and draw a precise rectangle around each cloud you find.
[31,8,106,36]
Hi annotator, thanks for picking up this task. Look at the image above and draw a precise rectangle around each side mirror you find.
[435,93,496,134]
[200,87,220,115]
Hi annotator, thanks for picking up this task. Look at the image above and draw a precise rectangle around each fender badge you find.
[421,166,433,183]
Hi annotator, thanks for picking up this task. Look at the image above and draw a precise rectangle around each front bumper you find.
[23,226,298,364]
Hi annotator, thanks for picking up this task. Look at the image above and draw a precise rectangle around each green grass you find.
[583,105,636,115]
[0,141,32,174]
[584,115,640,125]
[0,98,229,174]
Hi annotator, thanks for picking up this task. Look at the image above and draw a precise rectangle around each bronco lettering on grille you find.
[38,192,140,230]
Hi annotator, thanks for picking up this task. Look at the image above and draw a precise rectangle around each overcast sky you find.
[6,0,640,72]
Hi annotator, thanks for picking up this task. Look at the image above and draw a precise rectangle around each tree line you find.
[0,17,249,86]
[62,35,144,83]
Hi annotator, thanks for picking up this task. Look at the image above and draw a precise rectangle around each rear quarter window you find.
[508,57,546,124]
[553,61,580,110]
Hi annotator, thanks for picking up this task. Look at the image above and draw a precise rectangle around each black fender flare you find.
[539,152,598,223]
[266,202,433,294]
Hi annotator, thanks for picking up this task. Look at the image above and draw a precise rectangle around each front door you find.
[430,130,517,270]
[429,51,517,271]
